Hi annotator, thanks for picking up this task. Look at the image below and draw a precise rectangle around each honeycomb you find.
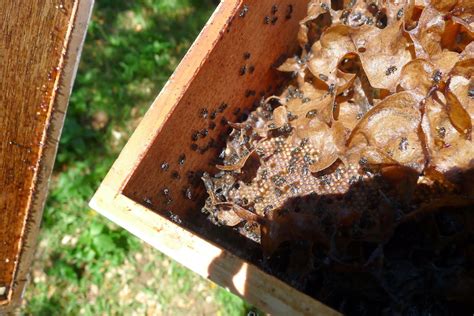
[199,0,473,313]
[202,0,473,256]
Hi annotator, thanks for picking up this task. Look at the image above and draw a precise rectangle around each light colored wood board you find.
[91,184,340,316]
[122,0,306,220]
[0,0,94,310]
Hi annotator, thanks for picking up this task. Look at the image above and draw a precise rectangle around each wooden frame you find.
[0,0,93,312]
[92,187,338,315]
[90,0,339,314]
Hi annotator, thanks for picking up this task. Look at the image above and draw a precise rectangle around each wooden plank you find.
[0,0,93,310]
[91,185,340,316]
[91,0,340,313]
[121,0,306,221]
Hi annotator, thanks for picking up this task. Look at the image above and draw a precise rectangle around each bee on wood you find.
[286,5,293,20]
[183,187,193,200]
[191,131,199,141]
[200,128,209,138]
[178,154,186,165]
[239,5,249,18]
[218,103,228,112]
[210,110,218,120]
[169,211,182,224]
[200,108,208,119]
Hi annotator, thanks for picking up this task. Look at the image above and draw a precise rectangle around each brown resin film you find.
[0,0,93,311]
[91,0,339,314]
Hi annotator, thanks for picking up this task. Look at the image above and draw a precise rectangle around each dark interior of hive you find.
[123,0,474,314]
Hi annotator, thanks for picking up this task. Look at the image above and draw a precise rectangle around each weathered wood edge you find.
[91,184,340,316]
[0,0,94,312]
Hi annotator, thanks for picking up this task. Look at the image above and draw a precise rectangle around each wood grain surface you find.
[123,0,305,222]
[0,0,93,309]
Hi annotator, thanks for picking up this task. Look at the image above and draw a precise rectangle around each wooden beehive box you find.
[90,1,339,314]
[0,1,93,312]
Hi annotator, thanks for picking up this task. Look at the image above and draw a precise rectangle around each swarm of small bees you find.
[202,0,473,298]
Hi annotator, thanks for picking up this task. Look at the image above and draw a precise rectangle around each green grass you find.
[22,1,256,315]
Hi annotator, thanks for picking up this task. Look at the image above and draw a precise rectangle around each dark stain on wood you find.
[0,0,80,306]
